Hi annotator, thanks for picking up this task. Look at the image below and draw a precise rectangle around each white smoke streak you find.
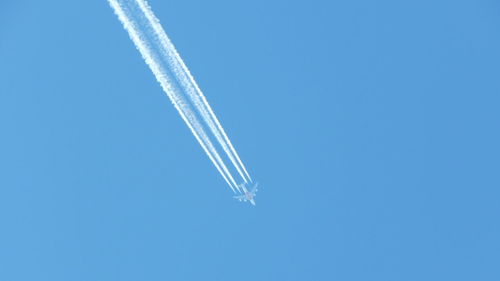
[108,0,244,192]
[134,0,253,183]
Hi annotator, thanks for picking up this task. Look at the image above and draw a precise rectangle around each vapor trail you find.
[134,0,252,184]
[108,0,250,193]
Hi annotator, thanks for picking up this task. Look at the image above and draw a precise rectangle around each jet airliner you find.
[234,182,258,205]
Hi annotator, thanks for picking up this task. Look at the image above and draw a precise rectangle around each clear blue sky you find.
[1,0,499,280]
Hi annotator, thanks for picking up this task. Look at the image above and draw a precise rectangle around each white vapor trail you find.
[134,0,252,184]
[108,0,251,193]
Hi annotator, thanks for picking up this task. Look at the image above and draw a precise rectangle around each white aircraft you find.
[234,182,258,205]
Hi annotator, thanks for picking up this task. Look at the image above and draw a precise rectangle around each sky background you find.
[1,0,499,280]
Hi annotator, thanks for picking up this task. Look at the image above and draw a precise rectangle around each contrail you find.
[108,0,250,193]
[134,0,253,184]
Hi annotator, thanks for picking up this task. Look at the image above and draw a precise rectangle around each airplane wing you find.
[233,195,246,202]
[250,183,259,194]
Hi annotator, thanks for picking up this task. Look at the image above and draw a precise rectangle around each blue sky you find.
[1,0,499,280]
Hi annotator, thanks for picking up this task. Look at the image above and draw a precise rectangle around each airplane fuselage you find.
[245,192,256,205]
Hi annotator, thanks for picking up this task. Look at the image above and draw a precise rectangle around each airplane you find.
[233,182,259,205]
